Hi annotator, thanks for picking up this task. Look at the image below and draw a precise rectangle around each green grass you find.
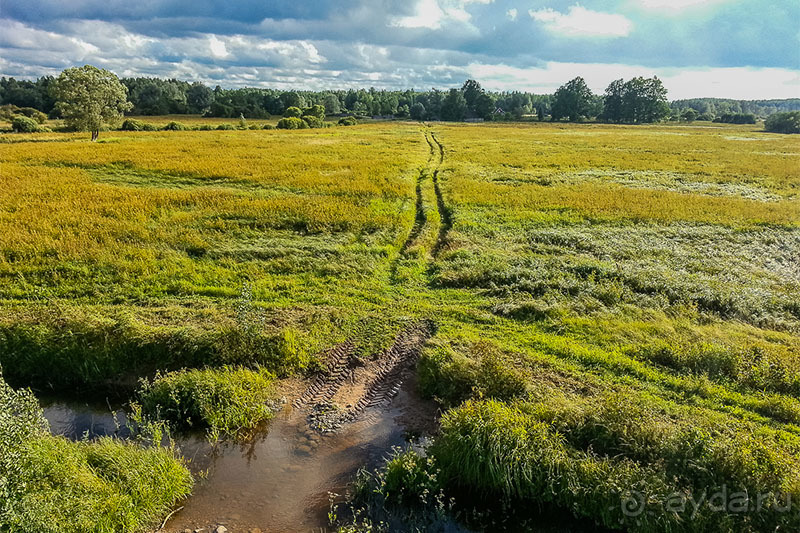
[138,366,276,440]
[0,120,798,531]
[1,375,192,533]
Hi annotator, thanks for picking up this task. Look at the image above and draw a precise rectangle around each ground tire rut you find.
[292,342,355,409]
[302,320,435,433]
[429,134,452,257]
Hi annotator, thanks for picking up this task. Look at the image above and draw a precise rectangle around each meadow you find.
[1,120,798,532]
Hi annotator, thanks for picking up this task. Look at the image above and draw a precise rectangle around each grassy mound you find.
[138,366,275,439]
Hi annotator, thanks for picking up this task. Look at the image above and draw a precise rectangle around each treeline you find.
[2,74,798,124]
[671,98,800,120]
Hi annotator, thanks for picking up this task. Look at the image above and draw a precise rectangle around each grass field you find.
[1,120,798,531]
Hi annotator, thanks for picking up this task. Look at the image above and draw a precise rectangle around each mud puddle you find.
[164,374,438,532]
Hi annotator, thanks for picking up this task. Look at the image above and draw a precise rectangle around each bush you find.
[216,123,235,130]
[162,121,186,131]
[276,117,308,130]
[338,116,358,126]
[138,366,275,439]
[121,119,158,131]
[262,124,275,130]
[120,118,146,131]
[302,104,326,120]
[714,113,756,124]
[283,106,302,118]
[765,111,800,134]
[302,115,324,129]
[11,116,40,133]
[197,124,214,131]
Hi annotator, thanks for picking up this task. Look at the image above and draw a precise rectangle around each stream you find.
[42,375,440,533]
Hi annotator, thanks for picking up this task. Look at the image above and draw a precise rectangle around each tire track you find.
[292,342,355,409]
[429,134,452,257]
[304,320,435,433]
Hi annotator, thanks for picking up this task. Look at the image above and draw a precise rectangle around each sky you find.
[1,0,798,99]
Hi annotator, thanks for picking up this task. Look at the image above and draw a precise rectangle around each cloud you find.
[529,4,633,38]
[208,36,229,58]
[0,0,797,97]
[391,0,493,30]
[633,0,734,13]
[468,61,800,99]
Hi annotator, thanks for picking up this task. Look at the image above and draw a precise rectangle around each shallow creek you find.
[43,377,440,532]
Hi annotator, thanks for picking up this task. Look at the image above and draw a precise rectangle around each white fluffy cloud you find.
[391,0,493,30]
[468,61,800,99]
[529,4,633,38]
[632,0,734,13]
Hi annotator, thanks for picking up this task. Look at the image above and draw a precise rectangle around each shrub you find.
[714,113,756,124]
[197,124,214,131]
[120,118,145,131]
[338,116,358,126]
[162,121,186,131]
[16,107,48,123]
[216,123,235,130]
[276,117,307,130]
[138,366,275,439]
[418,341,528,407]
[302,115,324,129]
[11,116,40,133]
[302,104,326,120]
[283,106,302,118]
[262,124,275,130]
[765,111,800,134]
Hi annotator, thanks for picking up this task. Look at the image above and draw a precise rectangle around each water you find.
[42,397,131,440]
[40,381,604,533]
[41,377,439,532]
[164,384,434,532]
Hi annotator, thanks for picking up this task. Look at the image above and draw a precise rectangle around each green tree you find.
[51,65,132,140]
[302,104,326,120]
[461,79,483,115]
[681,108,699,122]
[765,111,800,134]
[551,77,593,122]
[281,91,305,111]
[601,78,625,123]
[410,102,426,121]
[441,88,467,121]
[474,92,495,119]
[186,82,214,114]
[322,93,341,115]
[621,77,669,123]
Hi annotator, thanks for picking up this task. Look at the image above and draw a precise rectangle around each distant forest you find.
[1,74,798,124]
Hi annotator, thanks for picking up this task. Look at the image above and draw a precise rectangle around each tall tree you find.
[551,77,594,122]
[186,82,214,114]
[51,65,132,141]
[441,88,467,121]
[461,79,483,115]
[621,76,669,123]
[602,78,625,123]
